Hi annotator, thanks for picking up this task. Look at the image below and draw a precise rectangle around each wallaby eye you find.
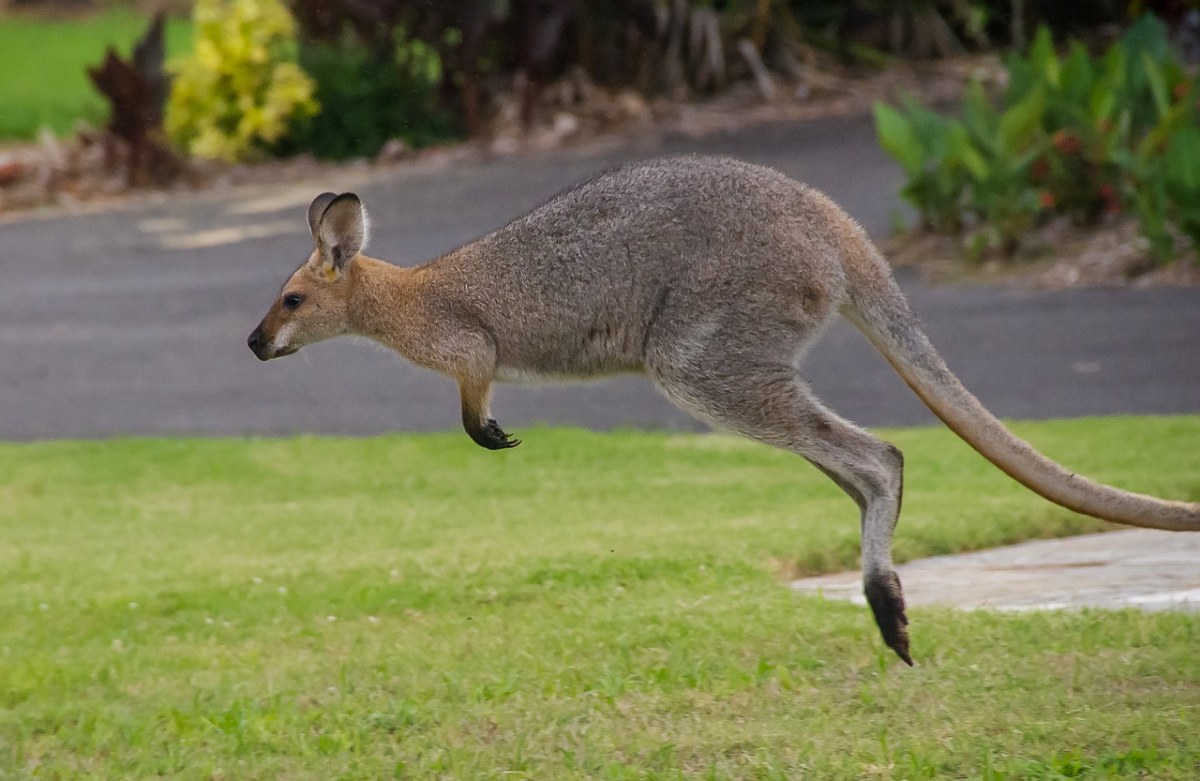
[282,293,304,310]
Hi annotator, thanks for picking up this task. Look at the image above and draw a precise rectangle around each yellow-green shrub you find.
[165,0,317,161]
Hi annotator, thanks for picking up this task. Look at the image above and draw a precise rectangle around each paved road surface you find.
[2,115,1198,441]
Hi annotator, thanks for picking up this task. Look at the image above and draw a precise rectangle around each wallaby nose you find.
[247,326,267,360]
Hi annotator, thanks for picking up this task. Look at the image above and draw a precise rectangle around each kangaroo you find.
[247,156,1200,664]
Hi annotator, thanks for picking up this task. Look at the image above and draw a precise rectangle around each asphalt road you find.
[2,115,1198,442]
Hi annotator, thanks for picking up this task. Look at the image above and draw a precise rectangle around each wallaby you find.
[247,156,1200,664]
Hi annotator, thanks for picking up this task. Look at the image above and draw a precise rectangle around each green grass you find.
[2,416,1199,779]
[0,9,191,140]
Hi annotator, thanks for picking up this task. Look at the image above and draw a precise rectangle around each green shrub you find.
[874,97,970,233]
[165,0,317,161]
[875,15,1200,261]
[277,36,457,161]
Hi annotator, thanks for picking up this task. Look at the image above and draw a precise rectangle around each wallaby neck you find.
[348,256,422,350]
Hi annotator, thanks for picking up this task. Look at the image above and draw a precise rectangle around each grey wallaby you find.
[247,156,1200,664]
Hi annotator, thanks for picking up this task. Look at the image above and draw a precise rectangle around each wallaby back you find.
[425,157,851,377]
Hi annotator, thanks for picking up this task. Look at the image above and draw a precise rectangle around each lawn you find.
[2,417,1198,779]
[0,9,191,141]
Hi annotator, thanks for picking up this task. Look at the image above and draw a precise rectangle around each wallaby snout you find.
[247,322,298,361]
[246,324,268,361]
[246,318,300,361]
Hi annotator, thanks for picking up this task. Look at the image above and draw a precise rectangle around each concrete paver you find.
[792,529,1200,612]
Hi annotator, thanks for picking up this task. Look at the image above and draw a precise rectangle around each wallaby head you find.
[247,192,368,361]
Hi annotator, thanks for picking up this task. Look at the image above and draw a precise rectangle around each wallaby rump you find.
[248,156,1200,665]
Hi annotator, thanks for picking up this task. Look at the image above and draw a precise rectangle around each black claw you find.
[468,418,521,450]
[485,419,521,449]
[865,569,913,666]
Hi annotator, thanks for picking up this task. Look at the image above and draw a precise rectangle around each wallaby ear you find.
[313,193,368,272]
[307,192,338,239]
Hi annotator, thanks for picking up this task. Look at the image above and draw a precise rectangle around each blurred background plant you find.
[85,11,182,185]
[272,0,454,160]
[4,0,1194,152]
[875,13,1200,265]
[165,0,317,161]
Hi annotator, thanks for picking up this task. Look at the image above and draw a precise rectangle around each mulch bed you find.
[886,218,1200,289]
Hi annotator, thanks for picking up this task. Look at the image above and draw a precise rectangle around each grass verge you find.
[2,417,1198,779]
[0,9,191,141]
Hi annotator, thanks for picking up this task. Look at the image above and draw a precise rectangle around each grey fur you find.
[250,155,1200,665]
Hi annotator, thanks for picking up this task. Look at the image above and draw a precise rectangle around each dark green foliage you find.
[783,0,1127,58]
[875,15,1200,262]
[277,40,457,161]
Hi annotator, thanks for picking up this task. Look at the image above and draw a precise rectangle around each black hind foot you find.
[865,569,912,665]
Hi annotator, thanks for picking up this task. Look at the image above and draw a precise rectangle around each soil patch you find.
[886,218,1200,290]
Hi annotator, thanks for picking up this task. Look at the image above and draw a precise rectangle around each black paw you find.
[865,569,913,666]
[468,418,522,450]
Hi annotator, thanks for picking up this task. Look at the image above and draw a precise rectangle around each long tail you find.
[842,246,1200,531]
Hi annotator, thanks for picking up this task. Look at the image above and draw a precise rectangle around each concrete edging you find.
[792,529,1200,613]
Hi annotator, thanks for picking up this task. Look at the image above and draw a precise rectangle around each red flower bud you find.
[1030,157,1050,181]
[1052,130,1081,155]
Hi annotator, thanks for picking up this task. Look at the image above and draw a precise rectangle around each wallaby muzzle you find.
[246,324,272,361]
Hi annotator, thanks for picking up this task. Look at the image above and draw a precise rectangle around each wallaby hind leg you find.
[647,348,912,664]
